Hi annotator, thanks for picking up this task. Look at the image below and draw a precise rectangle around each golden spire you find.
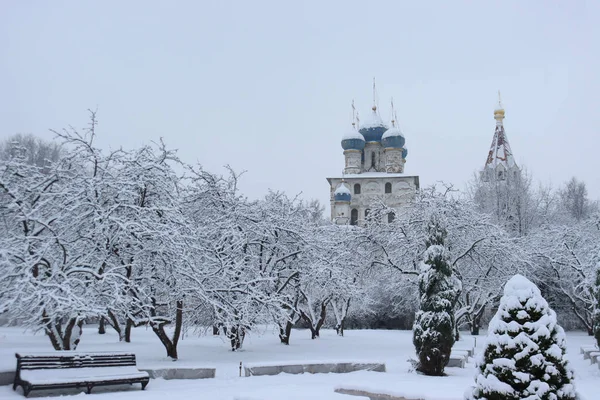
[390,97,395,127]
[494,90,505,124]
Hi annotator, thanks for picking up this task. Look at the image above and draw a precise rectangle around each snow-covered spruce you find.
[412,212,461,376]
[467,274,577,400]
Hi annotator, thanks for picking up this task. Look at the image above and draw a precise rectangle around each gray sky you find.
[2,0,599,211]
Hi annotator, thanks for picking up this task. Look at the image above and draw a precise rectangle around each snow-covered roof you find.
[360,110,386,130]
[334,183,351,195]
[329,173,415,179]
[382,127,405,139]
[342,129,365,141]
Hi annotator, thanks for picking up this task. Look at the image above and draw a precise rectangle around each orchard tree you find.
[527,220,600,335]
[468,274,577,400]
[0,132,103,350]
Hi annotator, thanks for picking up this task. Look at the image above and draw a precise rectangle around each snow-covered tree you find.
[527,220,600,335]
[413,212,461,376]
[594,258,600,347]
[0,132,101,350]
[0,133,63,173]
[468,274,577,400]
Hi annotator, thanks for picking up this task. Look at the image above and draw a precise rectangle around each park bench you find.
[13,352,149,397]
[580,345,598,360]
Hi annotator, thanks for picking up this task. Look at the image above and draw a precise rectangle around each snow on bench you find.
[589,352,600,365]
[13,352,149,397]
[453,346,475,357]
[446,350,471,368]
[580,345,599,360]
[243,360,386,377]
[446,355,466,368]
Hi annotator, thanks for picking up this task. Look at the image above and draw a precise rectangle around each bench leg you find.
[87,384,93,394]
[23,385,31,398]
[141,381,149,390]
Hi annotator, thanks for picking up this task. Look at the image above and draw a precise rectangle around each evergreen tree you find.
[412,213,461,376]
[468,274,577,400]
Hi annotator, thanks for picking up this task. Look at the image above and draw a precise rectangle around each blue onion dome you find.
[359,106,387,142]
[402,146,408,159]
[381,126,405,149]
[334,182,351,202]
[341,124,365,151]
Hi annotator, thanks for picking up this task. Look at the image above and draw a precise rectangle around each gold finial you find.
[494,90,505,121]
[390,98,395,126]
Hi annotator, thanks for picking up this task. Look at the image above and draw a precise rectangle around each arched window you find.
[388,212,395,223]
[350,209,358,225]
[385,182,392,194]
[365,208,371,220]
[371,152,376,168]
[498,170,505,181]
[354,183,361,194]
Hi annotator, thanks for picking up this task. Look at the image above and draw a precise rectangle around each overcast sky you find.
[2,0,599,212]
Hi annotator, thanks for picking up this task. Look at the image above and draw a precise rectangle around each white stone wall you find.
[383,148,404,173]
[343,150,362,174]
[363,142,383,172]
[328,176,419,223]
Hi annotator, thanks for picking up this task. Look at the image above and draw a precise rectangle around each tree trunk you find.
[335,319,345,337]
[63,318,84,350]
[125,318,134,342]
[227,325,246,351]
[300,302,327,339]
[106,310,125,341]
[279,320,293,345]
[98,317,106,334]
[212,325,220,335]
[150,300,183,360]
[332,298,351,337]
[42,311,83,350]
[470,315,481,336]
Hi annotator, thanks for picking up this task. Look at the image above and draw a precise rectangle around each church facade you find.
[326,102,419,225]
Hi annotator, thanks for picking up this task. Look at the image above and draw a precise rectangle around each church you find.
[326,90,517,226]
[326,96,419,225]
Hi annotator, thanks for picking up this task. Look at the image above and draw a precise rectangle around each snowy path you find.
[0,327,597,400]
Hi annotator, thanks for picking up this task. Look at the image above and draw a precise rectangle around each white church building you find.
[326,96,420,225]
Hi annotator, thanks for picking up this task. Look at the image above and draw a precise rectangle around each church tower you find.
[327,82,420,225]
[476,92,526,235]
[482,92,519,182]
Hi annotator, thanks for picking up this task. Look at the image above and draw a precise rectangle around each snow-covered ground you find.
[0,326,597,400]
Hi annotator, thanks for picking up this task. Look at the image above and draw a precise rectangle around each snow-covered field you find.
[0,327,597,400]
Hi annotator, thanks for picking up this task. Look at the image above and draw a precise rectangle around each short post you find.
[239,361,242,377]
